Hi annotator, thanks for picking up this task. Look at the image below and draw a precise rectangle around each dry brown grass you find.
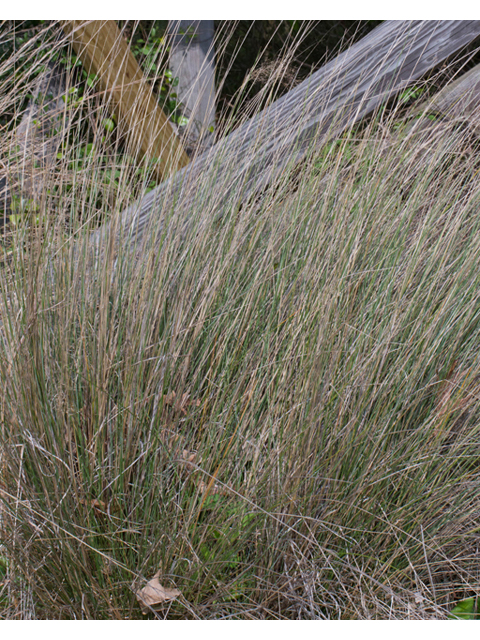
[1,21,480,620]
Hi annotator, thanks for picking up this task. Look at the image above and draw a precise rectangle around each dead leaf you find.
[79,498,108,514]
[136,570,181,614]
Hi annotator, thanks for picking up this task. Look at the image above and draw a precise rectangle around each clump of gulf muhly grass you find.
[1,21,480,619]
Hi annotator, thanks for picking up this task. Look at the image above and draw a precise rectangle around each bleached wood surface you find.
[168,20,216,153]
[415,62,480,127]
[92,20,480,252]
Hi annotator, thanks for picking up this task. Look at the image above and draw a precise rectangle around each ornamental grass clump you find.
[1,21,480,619]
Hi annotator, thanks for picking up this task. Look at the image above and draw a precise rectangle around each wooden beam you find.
[168,20,216,154]
[61,20,190,181]
[414,62,480,128]
[92,20,480,252]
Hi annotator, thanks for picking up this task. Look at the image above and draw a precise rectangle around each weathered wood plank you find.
[62,20,190,181]
[415,62,480,127]
[168,20,216,154]
[92,20,480,252]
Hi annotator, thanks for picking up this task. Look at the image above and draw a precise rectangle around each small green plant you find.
[313,134,356,172]
[130,25,165,75]
[158,70,188,126]
[0,556,9,611]
[129,26,189,127]
[399,85,426,104]
[0,556,8,581]
[196,494,257,569]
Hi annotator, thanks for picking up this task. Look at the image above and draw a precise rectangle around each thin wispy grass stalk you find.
[1,21,480,619]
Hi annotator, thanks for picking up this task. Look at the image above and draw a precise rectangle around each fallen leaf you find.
[79,498,108,514]
[136,571,181,614]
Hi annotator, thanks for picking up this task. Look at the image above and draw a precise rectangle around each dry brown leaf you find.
[79,498,108,513]
[136,570,181,614]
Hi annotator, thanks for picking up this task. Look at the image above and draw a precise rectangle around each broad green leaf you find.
[448,597,478,620]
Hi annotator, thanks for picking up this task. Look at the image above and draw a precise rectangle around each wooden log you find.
[168,20,216,154]
[414,62,480,128]
[92,20,480,252]
[61,20,190,181]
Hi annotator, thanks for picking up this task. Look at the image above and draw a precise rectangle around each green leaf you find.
[448,597,478,620]
[102,118,115,133]
[0,556,9,573]
[9,214,21,227]
[86,74,98,88]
